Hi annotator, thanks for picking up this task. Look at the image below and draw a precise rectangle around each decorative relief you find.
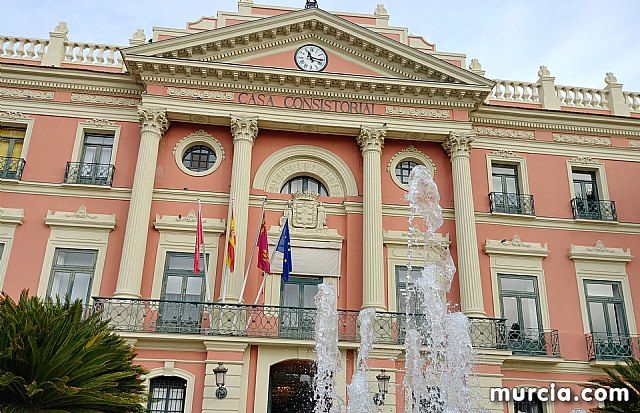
[63,205,97,220]
[45,206,116,230]
[491,150,521,159]
[138,107,169,135]
[473,126,535,140]
[177,210,197,223]
[71,93,139,107]
[265,159,342,196]
[374,3,388,16]
[230,115,258,143]
[83,118,117,127]
[357,124,387,152]
[629,139,640,149]
[587,240,615,254]
[484,236,549,257]
[167,87,235,102]
[281,192,327,230]
[0,87,54,100]
[569,240,632,262]
[442,132,474,158]
[552,133,611,146]
[509,234,531,248]
[0,111,31,120]
[570,156,601,165]
[384,106,451,119]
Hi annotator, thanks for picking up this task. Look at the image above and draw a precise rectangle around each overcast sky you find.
[4,0,639,90]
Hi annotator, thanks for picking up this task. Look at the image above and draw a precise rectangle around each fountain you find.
[313,165,477,413]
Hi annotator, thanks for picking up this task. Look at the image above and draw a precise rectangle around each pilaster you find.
[442,132,486,317]
[114,106,169,298]
[357,124,386,310]
[224,115,258,302]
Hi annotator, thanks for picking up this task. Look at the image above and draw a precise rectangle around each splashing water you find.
[314,283,342,413]
[346,308,376,413]
[403,165,477,413]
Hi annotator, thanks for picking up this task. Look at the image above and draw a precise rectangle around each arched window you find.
[395,160,418,185]
[269,359,317,413]
[182,144,217,172]
[280,176,328,196]
[147,376,187,413]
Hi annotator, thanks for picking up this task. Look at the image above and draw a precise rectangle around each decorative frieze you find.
[552,133,611,146]
[570,156,601,165]
[71,93,139,107]
[490,150,521,159]
[166,86,235,102]
[484,235,549,257]
[0,87,54,100]
[629,139,640,149]
[83,118,118,127]
[473,126,535,140]
[384,105,451,119]
[0,111,31,120]
[569,240,632,262]
[45,206,116,230]
[266,159,342,196]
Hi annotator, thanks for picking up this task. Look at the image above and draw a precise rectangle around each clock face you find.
[294,44,328,72]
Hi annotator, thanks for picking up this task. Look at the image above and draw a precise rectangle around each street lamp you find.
[213,362,228,399]
[373,369,391,406]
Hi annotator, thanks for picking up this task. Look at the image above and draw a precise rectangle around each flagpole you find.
[197,200,211,301]
[252,236,284,305]
[220,197,234,302]
[238,197,267,304]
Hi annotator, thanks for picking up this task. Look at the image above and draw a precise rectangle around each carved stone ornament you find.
[442,132,474,158]
[131,28,146,41]
[587,240,615,254]
[552,133,611,146]
[230,115,258,143]
[281,192,327,230]
[0,87,54,101]
[571,156,601,165]
[469,58,482,71]
[357,124,387,153]
[71,93,140,107]
[53,21,69,35]
[605,72,618,85]
[473,126,535,140]
[138,107,169,135]
[630,139,640,149]
[538,65,551,77]
[491,150,520,159]
[509,234,531,248]
[374,4,388,16]
[84,118,117,127]
[0,111,31,120]
[177,210,198,222]
[64,205,97,220]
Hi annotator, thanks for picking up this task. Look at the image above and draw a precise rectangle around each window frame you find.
[486,151,531,197]
[583,279,629,336]
[181,144,217,173]
[144,367,195,413]
[0,116,34,161]
[0,207,23,290]
[498,274,543,332]
[387,146,436,191]
[173,130,225,177]
[160,251,208,303]
[47,248,98,305]
[566,159,610,202]
[280,176,329,197]
[71,121,120,166]
[395,265,424,314]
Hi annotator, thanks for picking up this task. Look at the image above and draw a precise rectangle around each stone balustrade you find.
[1,36,49,60]
[490,79,540,103]
[555,84,608,109]
[624,91,640,112]
[63,41,122,67]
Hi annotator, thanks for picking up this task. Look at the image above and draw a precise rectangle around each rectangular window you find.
[490,164,534,215]
[396,265,423,314]
[499,275,545,356]
[492,164,519,195]
[585,280,631,360]
[81,133,114,165]
[68,133,116,185]
[47,249,97,305]
[570,169,617,221]
[0,126,26,179]
[279,276,322,340]
[514,398,544,413]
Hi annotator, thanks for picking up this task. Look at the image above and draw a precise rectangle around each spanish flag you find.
[225,210,236,272]
[256,219,271,274]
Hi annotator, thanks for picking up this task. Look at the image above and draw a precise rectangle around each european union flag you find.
[276,219,293,282]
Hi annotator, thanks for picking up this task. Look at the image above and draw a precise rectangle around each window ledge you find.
[574,218,619,225]
[61,182,113,190]
[589,359,624,368]
[490,212,536,220]
[505,355,564,365]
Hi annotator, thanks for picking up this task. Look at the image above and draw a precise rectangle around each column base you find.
[462,309,487,318]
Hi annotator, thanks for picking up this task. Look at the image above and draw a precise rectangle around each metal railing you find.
[586,333,640,361]
[571,198,617,221]
[91,297,508,349]
[489,192,535,216]
[505,328,561,357]
[0,156,26,180]
[64,162,115,186]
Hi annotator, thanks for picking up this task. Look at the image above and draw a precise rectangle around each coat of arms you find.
[281,192,327,230]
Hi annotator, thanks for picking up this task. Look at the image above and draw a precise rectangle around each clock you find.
[294,44,328,72]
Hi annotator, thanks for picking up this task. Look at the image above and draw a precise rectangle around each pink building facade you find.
[1,2,640,412]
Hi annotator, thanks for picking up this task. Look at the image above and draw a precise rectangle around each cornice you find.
[0,207,25,225]
[45,206,116,230]
[484,235,549,258]
[569,240,633,262]
[154,212,225,233]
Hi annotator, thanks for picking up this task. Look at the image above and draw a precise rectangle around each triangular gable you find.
[123,7,492,88]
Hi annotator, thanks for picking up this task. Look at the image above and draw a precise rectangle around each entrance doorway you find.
[268,359,316,413]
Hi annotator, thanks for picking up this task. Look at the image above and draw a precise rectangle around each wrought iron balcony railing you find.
[586,333,640,361]
[0,156,26,180]
[505,328,561,357]
[64,162,115,186]
[571,198,617,221]
[489,192,535,216]
[91,297,508,350]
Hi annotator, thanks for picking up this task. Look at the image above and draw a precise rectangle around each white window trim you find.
[0,207,24,289]
[566,157,610,201]
[569,240,635,335]
[484,235,551,330]
[384,229,449,312]
[486,150,531,195]
[152,212,226,301]
[506,384,555,413]
[144,363,195,413]
[37,206,115,301]
[0,112,35,167]
[173,129,226,177]
[71,119,121,165]
[387,145,436,191]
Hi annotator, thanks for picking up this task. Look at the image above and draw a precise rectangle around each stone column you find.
[442,132,486,317]
[224,116,258,302]
[357,124,387,310]
[114,107,169,298]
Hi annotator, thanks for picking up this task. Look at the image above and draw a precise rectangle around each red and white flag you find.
[194,201,204,273]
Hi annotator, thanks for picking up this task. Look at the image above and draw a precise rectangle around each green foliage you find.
[0,291,147,412]
[590,358,640,412]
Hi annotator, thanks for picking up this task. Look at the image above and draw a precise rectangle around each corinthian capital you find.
[357,124,387,153]
[138,107,169,135]
[230,115,258,143]
[442,132,474,158]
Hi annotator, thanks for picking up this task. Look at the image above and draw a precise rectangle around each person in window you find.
[509,322,522,342]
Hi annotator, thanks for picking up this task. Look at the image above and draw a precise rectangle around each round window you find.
[182,144,217,172]
[395,160,418,185]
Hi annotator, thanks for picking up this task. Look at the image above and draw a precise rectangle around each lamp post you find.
[373,369,391,406]
[213,362,228,399]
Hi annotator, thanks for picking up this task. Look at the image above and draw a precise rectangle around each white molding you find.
[144,367,195,413]
[485,150,531,196]
[253,145,358,197]
[387,145,436,191]
[0,207,24,289]
[565,157,610,201]
[71,120,122,166]
[173,129,226,177]
[569,240,632,262]
[0,113,35,162]
[44,206,116,230]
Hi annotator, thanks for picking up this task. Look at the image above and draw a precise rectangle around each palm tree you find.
[589,358,640,412]
[0,291,147,412]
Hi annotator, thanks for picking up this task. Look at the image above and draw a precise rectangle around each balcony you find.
[489,192,535,216]
[586,333,640,361]
[91,297,508,350]
[505,328,561,357]
[64,162,115,186]
[571,198,617,221]
[0,156,26,180]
